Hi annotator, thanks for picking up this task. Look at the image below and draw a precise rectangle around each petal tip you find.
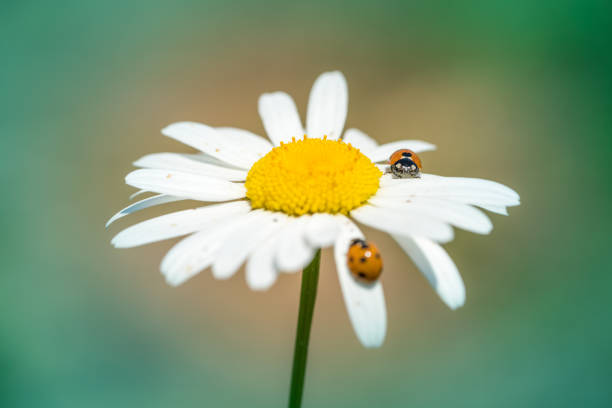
[104,217,115,229]
[448,299,465,310]
[443,291,466,310]
[164,276,182,287]
[246,282,273,292]
[160,122,180,136]
[211,264,234,281]
[360,332,386,349]
[322,70,347,81]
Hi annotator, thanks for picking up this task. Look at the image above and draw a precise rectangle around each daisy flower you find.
[107,71,519,351]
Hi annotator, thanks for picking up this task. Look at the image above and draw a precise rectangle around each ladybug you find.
[388,149,422,178]
[347,239,383,282]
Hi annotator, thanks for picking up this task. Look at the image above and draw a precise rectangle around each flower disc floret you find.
[245,136,382,216]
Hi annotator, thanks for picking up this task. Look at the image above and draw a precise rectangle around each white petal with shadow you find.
[133,153,247,181]
[477,204,509,215]
[351,204,454,243]
[392,235,465,309]
[275,217,315,273]
[304,213,341,248]
[212,211,288,280]
[246,233,282,291]
[420,174,519,200]
[380,173,519,200]
[215,127,273,166]
[377,187,519,208]
[377,173,520,208]
[161,216,250,286]
[162,122,253,169]
[334,215,386,348]
[369,196,493,235]
[129,190,148,200]
[111,201,251,248]
[106,194,185,228]
[125,169,246,202]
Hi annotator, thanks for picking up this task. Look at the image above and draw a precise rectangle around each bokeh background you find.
[2,1,611,407]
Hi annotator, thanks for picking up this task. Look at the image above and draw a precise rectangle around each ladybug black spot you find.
[375,253,381,259]
[349,256,354,263]
[397,157,416,168]
[360,257,367,263]
[358,272,366,278]
[401,152,412,157]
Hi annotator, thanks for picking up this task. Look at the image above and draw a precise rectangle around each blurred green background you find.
[2,1,611,407]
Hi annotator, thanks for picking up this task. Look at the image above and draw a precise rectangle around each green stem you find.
[288,249,321,408]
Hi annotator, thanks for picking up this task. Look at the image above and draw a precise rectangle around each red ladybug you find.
[347,239,383,282]
[389,149,422,178]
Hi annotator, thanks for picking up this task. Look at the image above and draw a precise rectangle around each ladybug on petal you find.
[347,239,383,282]
[388,148,422,178]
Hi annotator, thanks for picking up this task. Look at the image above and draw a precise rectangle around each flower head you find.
[108,71,519,348]
[246,136,381,215]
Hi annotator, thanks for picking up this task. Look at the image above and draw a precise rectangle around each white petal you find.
[392,235,465,309]
[125,169,246,202]
[304,213,341,248]
[334,216,386,348]
[368,140,437,163]
[377,188,519,207]
[378,187,519,208]
[422,174,519,200]
[133,153,247,181]
[477,204,508,215]
[111,201,251,248]
[351,204,454,243]
[246,233,281,291]
[183,153,245,168]
[161,218,246,286]
[275,217,316,273]
[450,177,519,200]
[161,122,252,169]
[258,92,304,146]
[306,71,348,140]
[212,211,287,280]
[377,173,520,207]
[106,194,185,228]
[129,190,148,200]
[381,173,518,199]
[215,127,273,165]
[342,128,379,155]
[369,196,493,235]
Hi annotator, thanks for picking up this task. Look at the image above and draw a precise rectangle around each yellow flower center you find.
[245,136,382,216]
